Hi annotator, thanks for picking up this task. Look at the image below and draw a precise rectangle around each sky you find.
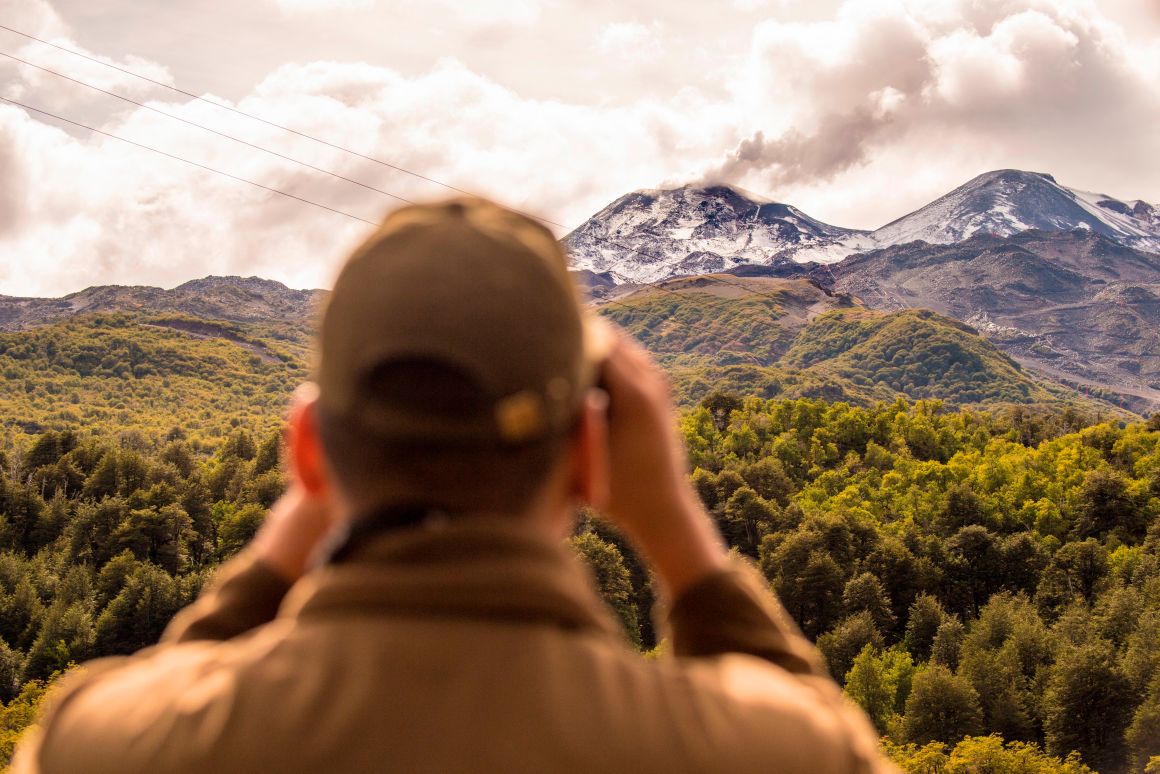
[1,0,1159,296]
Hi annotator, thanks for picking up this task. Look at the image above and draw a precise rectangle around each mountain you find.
[0,276,322,331]
[564,185,866,284]
[592,275,1105,411]
[0,277,321,440]
[823,230,1160,415]
[0,274,1122,441]
[872,169,1160,252]
[0,312,306,440]
[568,171,1160,285]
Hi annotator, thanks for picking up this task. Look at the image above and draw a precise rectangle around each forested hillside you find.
[0,400,1156,770]
[598,277,1126,412]
[0,314,306,441]
[0,282,1155,771]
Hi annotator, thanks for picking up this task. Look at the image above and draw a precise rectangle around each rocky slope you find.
[568,170,1160,285]
[564,185,867,284]
[872,169,1160,252]
[821,230,1160,414]
[592,275,1104,410]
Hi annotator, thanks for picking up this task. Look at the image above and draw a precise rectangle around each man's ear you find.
[286,384,329,497]
[570,390,611,509]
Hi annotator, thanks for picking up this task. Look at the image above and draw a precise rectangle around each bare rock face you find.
[823,230,1160,415]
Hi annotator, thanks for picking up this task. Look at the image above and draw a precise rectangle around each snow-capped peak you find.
[563,184,865,284]
[564,171,1160,285]
[870,169,1160,252]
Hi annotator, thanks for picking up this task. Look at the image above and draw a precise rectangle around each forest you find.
[0,388,1158,769]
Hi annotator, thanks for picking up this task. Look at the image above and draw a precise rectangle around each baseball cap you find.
[315,197,614,446]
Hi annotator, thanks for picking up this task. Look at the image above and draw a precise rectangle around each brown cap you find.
[316,197,612,446]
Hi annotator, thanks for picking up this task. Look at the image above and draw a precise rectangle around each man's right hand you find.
[597,328,729,599]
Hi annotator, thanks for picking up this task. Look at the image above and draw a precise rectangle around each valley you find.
[570,169,1160,415]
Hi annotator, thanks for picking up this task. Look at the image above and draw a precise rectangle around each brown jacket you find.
[14,519,896,773]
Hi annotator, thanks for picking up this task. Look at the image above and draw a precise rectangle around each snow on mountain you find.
[564,171,1160,285]
[870,169,1160,252]
[563,185,867,284]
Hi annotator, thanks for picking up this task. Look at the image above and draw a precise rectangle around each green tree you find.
[944,526,1004,620]
[1125,675,1160,774]
[843,572,896,633]
[903,663,983,745]
[818,611,883,684]
[569,532,641,647]
[94,563,180,655]
[109,504,194,573]
[1043,641,1134,772]
[1075,467,1141,539]
[214,503,266,560]
[739,457,794,505]
[23,602,93,682]
[845,645,915,734]
[904,594,949,662]
[701,391,742,432]
[721,486,778,557]
[766,533,846,639]
[0,676,55,764]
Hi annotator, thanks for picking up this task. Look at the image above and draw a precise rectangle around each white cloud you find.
[595,21,663,63]
[0,55,728,295]
[271,0,374,13]
[700,0,1160,228]
[4,0,1160,295]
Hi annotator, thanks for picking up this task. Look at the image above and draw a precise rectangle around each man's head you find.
[292,198,611,523]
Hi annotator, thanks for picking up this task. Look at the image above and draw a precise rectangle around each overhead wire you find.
[0,23,806,308]
[0,23,555,227]
[0,95,379,227]
[4,29,1149,410]
[0,51,419,206]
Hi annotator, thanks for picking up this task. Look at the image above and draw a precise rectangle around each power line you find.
[0,22,814,307]
[0,23,560,228]
[0,96,378,226]
[3,30,1141,407]
[0,91,1130,398]
[0,27,470,197]
[0,50,415,206]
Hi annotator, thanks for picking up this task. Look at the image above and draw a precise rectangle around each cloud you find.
[4,0,1160,296]
[270,0,374,13]
[699,0,1160,225]
[595,21,663,63]
[0,1,175,117]
[0,55,727,295]
[0,0,65,36]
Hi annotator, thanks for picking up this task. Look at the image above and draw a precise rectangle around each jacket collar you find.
[280,517,621,638]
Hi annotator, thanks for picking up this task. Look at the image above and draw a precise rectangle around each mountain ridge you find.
[0,275,323,331]
[568,169,1160,284]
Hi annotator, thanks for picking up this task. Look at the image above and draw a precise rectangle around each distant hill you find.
[0,276,322,332]
[0,274,1126,442]
[0,311,308,444]
[823,230,1160,415]
[593,275,1109,411]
